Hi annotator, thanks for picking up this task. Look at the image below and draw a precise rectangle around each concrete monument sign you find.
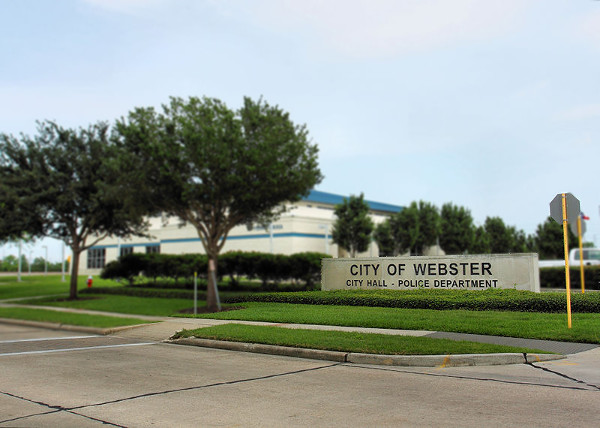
[322,254,540,292]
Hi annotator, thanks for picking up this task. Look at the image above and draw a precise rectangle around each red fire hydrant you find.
[87,275,93,288]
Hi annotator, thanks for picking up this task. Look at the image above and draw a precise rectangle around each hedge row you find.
[100,251,331,289]
[223,289,600,313]
[540,266,600,290]
[80,287,600,313]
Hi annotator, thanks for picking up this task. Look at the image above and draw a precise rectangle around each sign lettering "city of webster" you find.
[321,254,540,292]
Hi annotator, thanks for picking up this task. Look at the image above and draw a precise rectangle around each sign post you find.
[549,192,580,329]
[576,216,585,294]
[561,194,572,329]
[194,271,198,315]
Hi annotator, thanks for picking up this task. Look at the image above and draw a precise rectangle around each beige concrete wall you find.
[322,253,541,292]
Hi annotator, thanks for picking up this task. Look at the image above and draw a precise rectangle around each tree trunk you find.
[205,244,221,312]
[69,249,80,300]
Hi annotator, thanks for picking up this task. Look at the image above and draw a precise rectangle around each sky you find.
[1,0,600,262]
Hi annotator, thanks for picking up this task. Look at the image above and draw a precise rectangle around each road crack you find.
[0,390,125,427]
[348,363,598,392]
[527,362,600,391]
[70,362,341,411]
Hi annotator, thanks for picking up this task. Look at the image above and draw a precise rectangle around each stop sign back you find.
[550,193,580,225]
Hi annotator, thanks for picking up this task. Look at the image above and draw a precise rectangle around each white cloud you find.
[79,0,534,59]
[81,0,168,15]
[248,0,533,59]
[578,8,600,48]
[558,104,600,121]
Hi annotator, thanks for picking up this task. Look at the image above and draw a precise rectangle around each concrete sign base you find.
[321,253,540,293]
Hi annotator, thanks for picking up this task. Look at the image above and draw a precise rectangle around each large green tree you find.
[0,135,46,243]
[379,201,439,256]
[331,193,374,257]
[414,200,441,255]
[483,217,513,253]
[534,216,577,259]
[474,216,533,254]
[439,202,474,254]
[470,225,491,254]
[374,202,419,256]
[373,220,395,257]
[116,96,322,311]
[0,121,149,298]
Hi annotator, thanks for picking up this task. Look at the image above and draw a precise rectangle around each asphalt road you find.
[1,323,599,427]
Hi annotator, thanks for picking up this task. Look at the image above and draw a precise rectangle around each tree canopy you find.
[115,96,322,310]
[388,202,419,255]
[414,200,441,255]
[0,121,148,298]
[373,220,395,257]
[439,202,474,254]
[331,193,374,257]
[373,201,440,256]
[535,216,578,259]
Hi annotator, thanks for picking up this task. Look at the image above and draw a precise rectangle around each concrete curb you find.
[167,337,566,367]
[0,317,157,336]
[347,351,564,367]
[0,317,570,367]
[169,338,348,362]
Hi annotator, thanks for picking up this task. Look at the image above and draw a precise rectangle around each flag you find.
[581,212,590,220]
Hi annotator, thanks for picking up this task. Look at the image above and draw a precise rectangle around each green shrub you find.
[289,252,326,290]
[223,289,600,313]
[540,266,600,290]
[100,251,330,291]
[82,287,600,313]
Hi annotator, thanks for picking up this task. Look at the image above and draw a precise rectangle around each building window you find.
[87,248,106,269]
[120,247,134,257]
[146,245,160,254]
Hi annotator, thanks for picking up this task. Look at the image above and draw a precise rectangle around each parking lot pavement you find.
[1,323,600,427]
[0,324,80,342]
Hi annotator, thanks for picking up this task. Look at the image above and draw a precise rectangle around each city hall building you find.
[80,190,404,276]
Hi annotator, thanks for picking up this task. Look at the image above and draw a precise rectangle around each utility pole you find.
[17,240,22,282]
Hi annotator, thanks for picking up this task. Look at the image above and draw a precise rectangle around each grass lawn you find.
[173,323,550,355]
[186,302,600,344]
[0,275,122,300]
[21,294,195,317]
[19,294,600,343]
[0,307,151,328]
[7,277,600,348]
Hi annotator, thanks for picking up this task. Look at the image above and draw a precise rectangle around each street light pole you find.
[43,245,48,275]
[319,224,330,255]
[61,242,66,282]
[17,240,22,282]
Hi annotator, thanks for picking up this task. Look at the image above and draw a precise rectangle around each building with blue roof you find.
[80,190,404,275]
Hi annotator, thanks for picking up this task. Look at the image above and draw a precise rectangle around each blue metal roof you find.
[302,190,403,214]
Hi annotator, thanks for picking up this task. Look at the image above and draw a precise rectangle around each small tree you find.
[373,220,395,256]
[439,203,475,254]
[331,193,374,257]
[483,217,513,253]
[116,96,322,311]
[474,216,531,254]
[470,225,491,254]
[0,121,149,299]
[509,226,534,253]
[534,216,577,259]
[414,200,441,255]
[388,202,420,255]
